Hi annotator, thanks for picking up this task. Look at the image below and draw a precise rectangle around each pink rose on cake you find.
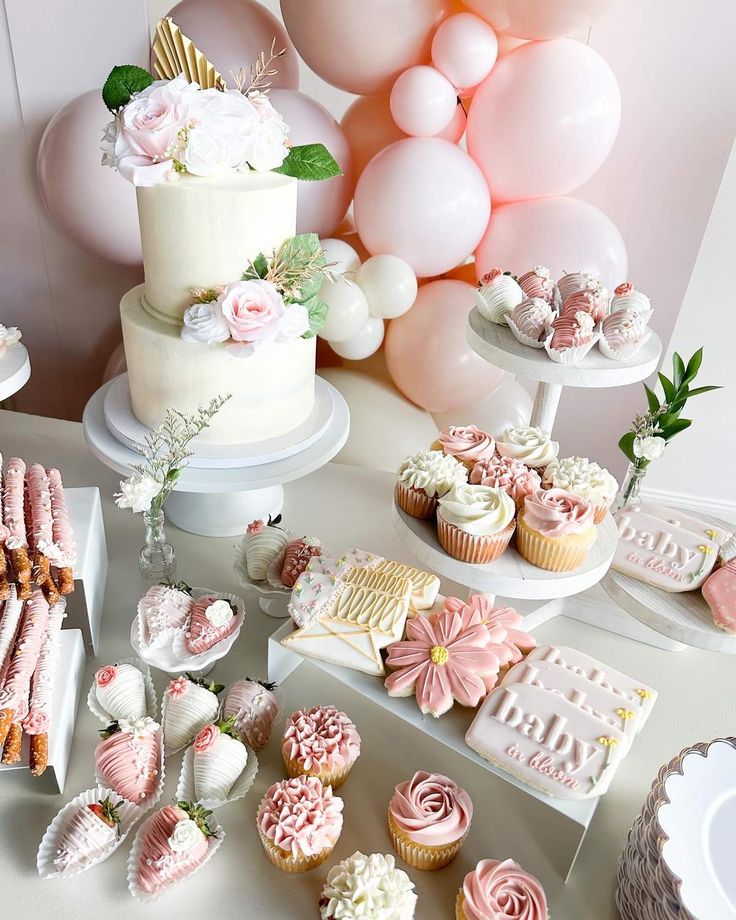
[219,279,285,350]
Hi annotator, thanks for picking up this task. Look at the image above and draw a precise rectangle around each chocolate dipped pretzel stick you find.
[46,468,76,595]
[23,599,65,776]
[3,457,31,592]
[0,586,23,687]
[1,721,23,764]
[26,465,59,604]
[0,455,9,602]
[0,591,49,747]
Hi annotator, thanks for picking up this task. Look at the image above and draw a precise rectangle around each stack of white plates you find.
[617,738,736,919]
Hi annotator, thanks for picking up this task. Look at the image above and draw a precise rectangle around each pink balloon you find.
[431,13,498,93]
[466,39,621,202]
[37,90,141,265]
[390,66,457,137]
[340,95,407,182]
[268,89,354,237]
[475,196,628,293]
[354,138,491,278]
[463,0,616,40]
[280,0,449,95]
[436,102,467,143]
[385,279,505,412]
[162,0,299,88]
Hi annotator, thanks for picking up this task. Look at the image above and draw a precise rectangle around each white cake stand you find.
[0,342,31,401]
[82,376,350,537]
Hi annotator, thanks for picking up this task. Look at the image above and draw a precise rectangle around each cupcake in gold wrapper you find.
[517,487,597,572]
[281,705,360,789]
[437,484,516,564]
[395,450,467,519]
[387,771,472,871]
[256,776,343,874]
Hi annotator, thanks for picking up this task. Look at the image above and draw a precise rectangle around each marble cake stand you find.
[83,376,350,537]
[0,342,31,402]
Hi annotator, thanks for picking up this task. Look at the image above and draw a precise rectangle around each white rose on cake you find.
[279,304,310,339]
[182,302,231,345]
[181,89,259,176]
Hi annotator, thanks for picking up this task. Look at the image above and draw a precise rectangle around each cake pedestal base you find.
[164,484,284,537]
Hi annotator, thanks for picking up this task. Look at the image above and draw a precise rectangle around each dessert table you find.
[0,409,732,919]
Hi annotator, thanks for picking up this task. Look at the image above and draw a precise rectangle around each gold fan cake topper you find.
[152,17,226,90]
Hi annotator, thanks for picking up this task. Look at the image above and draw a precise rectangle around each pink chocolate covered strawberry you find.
[95,717,161,804]
[53,796,122,876]
[280,538,323,588]
[184,596,238,655]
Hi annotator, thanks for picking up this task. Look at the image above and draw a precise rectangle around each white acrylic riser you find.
[82,378,350,537]
[0,343,31,401]
[0,628,85,793]
[66,487,108,653]
[268,621,598,881]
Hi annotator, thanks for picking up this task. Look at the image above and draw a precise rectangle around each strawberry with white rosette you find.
[184,596,238,655]
[161,674,222,756]
[192,718,248,802]
[244,516,289,582]
[93,663,148,721]
[53,796,123,876]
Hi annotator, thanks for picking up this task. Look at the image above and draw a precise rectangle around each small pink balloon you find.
[354,137,491,278]
[269,89,354,237]
[390,65,457,137]
[385,279,505,412]
[281,0,449,95]
[340,95,407,182]
[161,0,299,88]
[467,39,621,202]
[463,0,616,40]
[474,196,628,294]
[37,90,141,265]
[435,102,467,143]
[431,13,498,93]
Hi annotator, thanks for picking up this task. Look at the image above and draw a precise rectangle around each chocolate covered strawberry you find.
[184,596,238,655]
[95,717,161,803]
[93,663,147,721]
[192,718,248,802]
[280,538,323,588]
[161,674,222,756]
[53,796,122,876]
[137,582,193,648]
[221,678,279,750]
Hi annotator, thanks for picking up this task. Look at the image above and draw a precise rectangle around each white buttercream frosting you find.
[204,599,234,628]
[438,484,515,536]
[320,851,417,920]
[543,456,618,505]
[496,426,559,468]
[168,818,203,854]
[397,451,468,497]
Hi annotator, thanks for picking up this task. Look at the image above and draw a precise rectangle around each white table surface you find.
[0,409,732,920]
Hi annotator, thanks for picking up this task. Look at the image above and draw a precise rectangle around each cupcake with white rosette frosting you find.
[610,281,653,321]
[599,308,649,361]
[437,484,516,563]
[518,266,555,303]
[395,450,468,519]
[495,426,559,469]
[543,456,618,524]
[474,268,524,325]
[507,297,555,348]
[320,852,417,920]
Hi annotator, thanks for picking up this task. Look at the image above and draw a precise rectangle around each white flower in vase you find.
[632,435,666,461]
[115,473,162,514]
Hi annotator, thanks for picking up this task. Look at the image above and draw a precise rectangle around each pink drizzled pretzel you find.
[23,600,65,776]
[0,586,24,687]
[26,465,59,604]
[0,454,10,601]
[46,468,76,595]
[0,591,49,747]
[2,458,31,594]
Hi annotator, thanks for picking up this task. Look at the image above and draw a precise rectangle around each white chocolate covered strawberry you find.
[161,674,222,756]
[137,583,193,648]
[245,516,289,581]
[94,663,147,721]
[53,796,122,876]
[192,718,248,802]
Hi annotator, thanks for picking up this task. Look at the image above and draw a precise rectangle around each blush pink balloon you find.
[431,13,498,93]
[161,0,299,88]
[467,39,621,203]
[354,137,491,278]
[269,89,354,237]
[37,90,141,265]
[340,95,407,182]
[475,196,628,293]
[390,66,457,137]
[463,0,616,40]
[280,0,449,95]
[436,103,467,142]
[385,279,505,412]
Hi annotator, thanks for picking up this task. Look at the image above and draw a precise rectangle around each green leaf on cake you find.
[279,233,326,302]
[301,295,329,338]
[102,65,154,112]
[242,253,269,281]
[618,431,637,464]
[274,144,343,181]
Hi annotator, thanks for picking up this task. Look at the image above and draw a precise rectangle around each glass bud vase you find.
[139,507,176,581]
[612,463,648,513]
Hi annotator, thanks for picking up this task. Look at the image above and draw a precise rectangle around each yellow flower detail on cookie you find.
[430,645,449,666]
[616,709,635,721]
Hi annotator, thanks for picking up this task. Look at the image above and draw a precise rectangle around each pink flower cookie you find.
[385,607,501,717]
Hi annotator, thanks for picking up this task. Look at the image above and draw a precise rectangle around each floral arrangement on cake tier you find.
[616,348,720,508]
[101,34,341,187]
[181,233,336,354]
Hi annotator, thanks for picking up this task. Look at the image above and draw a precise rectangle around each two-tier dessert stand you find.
[83,374,350,537]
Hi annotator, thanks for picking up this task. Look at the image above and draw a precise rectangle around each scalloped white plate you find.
[87,657,157,724]
[175,742,258,810]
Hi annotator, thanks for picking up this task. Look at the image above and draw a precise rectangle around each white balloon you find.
[356,255,418,319]
[431,376,533,435]
[329,316,385,360]
[319,238,362,276]
[390,65,457,137]
[318,278,370,342]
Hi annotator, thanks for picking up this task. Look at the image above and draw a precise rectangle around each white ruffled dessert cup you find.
[176,737,258,809]
[506,297,556,349]
[437,484,516,564]
[395,450,468,520]
[543,325,600,364]
[37,785,140,879]
[87,657,157,724]
[598,309,650,362]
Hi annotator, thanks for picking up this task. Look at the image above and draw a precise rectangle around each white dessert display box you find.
[65,487,108,653]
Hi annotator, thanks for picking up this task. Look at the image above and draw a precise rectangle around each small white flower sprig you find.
[618,348,719,505]
[115,395,230,515]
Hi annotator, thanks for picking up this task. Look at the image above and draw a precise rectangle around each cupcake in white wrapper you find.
[506,297,555,349]
[87,657,157,724]
[176,733,258,809]
[127,802,224,902]
[474,268,524,325]
[37,785,141,879]
[544,311,599,364]
[599,308,649,361]
[94,718,165,811]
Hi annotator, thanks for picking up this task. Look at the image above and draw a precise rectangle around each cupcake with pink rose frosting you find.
[518,266,555,304]
[475,268,524,325]
[517,488,597,572]
[469,456,541,510]
[281,705,361,788]
[388,771,473,870]
[599,308,648,361]
[610,281,653,321]
[560,288,607,325]
[456,858,548,920]
[256,775,343,873]
[433,425,496,470]
[506,298,555,348]
[545,310,598,364]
